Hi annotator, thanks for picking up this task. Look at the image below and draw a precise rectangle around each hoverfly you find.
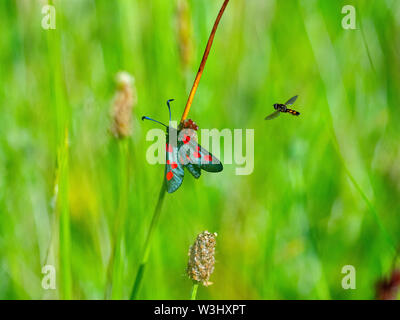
[265,95,300,120]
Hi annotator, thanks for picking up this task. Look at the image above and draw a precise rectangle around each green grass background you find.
[0,0,399,299]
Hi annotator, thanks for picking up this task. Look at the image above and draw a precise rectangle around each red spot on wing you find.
[167,159,178,169]
[193,152,201,158]
[166,144,173,153]
[197,146,200,151]
[166,171,173,181]
[183,134,190,144]
[204,154,212,162]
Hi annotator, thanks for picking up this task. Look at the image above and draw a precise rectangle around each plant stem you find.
[45,3,72,299]
[180,0,230,123]
[130,180,167,299]
[191,283,199,300]
[330,131,396,252]
[105,139,129,299]
[130,0,230,299]
[58,128,72,299]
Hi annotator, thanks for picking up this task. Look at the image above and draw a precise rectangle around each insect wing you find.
[165,140,185,193]
[186,163,201,178]
[285,95,298,105]
[188,141,223,172]
[264,110,280,120]
[178,130,223,174]
[177,133,202,178]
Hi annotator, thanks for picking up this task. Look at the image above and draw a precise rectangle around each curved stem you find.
[130,0,230,299]
[180,0,230,123]
[130,180,166,299]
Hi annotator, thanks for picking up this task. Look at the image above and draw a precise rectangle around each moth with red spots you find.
[142,99,223,193]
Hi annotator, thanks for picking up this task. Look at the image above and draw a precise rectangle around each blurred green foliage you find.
[0,0,399,299]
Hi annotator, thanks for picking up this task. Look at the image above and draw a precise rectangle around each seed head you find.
[111,71,137,139]
[187,231,217,286]
[376,269,400,300]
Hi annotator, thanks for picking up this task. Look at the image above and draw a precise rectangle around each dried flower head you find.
[180,118,199,131]
[187,231,217,286]
[376,269,400,300]
[111,71,137,139]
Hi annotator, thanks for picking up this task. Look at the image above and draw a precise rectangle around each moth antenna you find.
[166,99,174,122]
[141,116,168,128]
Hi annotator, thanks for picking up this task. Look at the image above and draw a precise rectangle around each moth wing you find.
[193,143,223,172]
[179,131,223,173]
[186,163,201,179]
[285,95,298,105]
[165,142,185,193]
[177,137,202,179]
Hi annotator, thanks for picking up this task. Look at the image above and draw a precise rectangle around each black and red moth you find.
[142,99,223,193]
